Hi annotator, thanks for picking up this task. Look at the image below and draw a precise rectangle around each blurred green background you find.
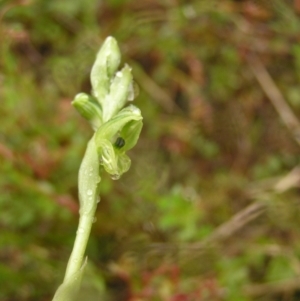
[1,0,300,300]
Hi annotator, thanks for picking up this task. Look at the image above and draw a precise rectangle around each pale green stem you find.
[63,208,97,282]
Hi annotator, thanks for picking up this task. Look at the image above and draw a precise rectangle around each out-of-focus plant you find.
[52,36,143,301]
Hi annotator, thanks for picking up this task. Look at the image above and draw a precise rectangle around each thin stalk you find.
[63,208,97,282]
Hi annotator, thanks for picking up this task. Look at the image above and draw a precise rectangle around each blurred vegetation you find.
[1,0,300,300]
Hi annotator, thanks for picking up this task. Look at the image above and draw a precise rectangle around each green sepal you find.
[120,119,143,152]
[102,64,133,122]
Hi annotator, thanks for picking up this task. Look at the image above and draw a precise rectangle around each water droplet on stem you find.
[77,227,84,234]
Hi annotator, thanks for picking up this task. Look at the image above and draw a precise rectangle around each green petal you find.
[97,139,131,178]
[98,139,117,175]
[116,153,131,176]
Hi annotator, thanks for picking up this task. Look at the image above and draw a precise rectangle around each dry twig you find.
[188,202,267,250]
[244,277,300,298]
[248,55,300,146]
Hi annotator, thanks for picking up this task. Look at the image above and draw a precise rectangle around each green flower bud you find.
[91,36,121,103]
[72,93,103,130]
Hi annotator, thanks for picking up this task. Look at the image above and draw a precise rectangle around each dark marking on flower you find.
[114,137,125,149]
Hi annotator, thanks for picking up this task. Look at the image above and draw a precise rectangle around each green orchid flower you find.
[95,105,143,178]
[52,36,143,301]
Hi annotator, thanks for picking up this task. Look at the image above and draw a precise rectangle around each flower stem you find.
[64,209,97,282]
